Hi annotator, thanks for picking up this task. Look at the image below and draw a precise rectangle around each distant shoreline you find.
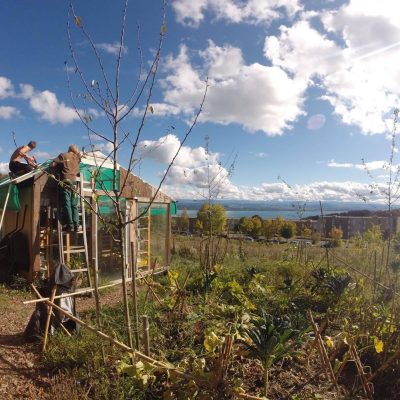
[175,199,389,220]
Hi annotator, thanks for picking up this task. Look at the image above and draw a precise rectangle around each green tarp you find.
[0,184,21,212]
[81,164,120,191]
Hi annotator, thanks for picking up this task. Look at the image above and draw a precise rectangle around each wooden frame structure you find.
[0,154,174,282]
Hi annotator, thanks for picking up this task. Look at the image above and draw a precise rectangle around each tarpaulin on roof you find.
[80,164,120,191]
[137,202,176,216]
[0,184,21,212]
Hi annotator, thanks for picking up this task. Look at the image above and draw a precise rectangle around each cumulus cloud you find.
[19,83,78,124]
[96,42,128,56]
[0,106,20,120]
[243,181,385,202]
[163,179,388,202]
[0,77,14,99]
[264,2,400,134]
[0,162,8,175]
[172,0,302,27]
[138,134,240,197]
[327,159,392,171]
[161,43,306,135]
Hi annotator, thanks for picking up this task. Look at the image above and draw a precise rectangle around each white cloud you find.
[96,42,128,56]
[307,114,326,130]
[264,2,400,134]
[0,162,8,175]
[0,77,14,99]
[162,43,306,135]
[327,159,395,171]
[19,83,78,124]
[32,151,53,160]
[0,106,20,120]
[251,152,268,158]
[139,134,240,197]
[164,179,389,202]
[97,142,115,154]
[172,0,302,27]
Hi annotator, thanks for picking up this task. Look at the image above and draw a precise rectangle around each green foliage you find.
[196,203,227,234]
[280,221,297,239]
[178,208,190,232]
[242,311,303,395]
[237,217,254,235]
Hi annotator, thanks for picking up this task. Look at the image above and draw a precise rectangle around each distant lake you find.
[175,200,389,220]
[178,209,346,220]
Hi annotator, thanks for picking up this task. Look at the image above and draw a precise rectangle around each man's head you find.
[27,141,37,149]
[68,144,79,154]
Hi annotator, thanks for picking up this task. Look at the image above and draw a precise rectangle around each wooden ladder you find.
[137,206,151,270]
[56,174,92,289]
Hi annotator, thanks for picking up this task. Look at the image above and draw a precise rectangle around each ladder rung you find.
[71,268,89,273]
[64,247,86,254]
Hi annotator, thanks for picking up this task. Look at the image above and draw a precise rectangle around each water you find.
[179,209,346,220]
[175,200,388,220]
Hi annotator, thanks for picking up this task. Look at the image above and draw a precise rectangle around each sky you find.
[1,0,400,203]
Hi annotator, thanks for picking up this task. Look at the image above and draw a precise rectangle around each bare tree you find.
[65,0,207,348]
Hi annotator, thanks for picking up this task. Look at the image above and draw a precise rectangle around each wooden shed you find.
[0,151,175,284]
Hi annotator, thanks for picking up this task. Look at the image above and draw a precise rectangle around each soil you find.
[0,285,124,400]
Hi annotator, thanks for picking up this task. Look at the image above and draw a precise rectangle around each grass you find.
[34,234,400,399]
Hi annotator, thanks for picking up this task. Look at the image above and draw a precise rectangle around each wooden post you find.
[131,241,140,349]
[42,287,57,352]
[46,206,51,277]
[147,207,151,270]
[30,284,71,337]
[93,257,106,362]
[142,315,150,356]
[0,184,11,234]
[165,203,171,267]
[66,233,70,264]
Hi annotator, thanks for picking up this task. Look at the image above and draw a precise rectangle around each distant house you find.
[0,152,175,283]
[316,214,400,239]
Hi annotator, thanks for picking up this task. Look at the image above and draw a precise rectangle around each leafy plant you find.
[242,311,302,396]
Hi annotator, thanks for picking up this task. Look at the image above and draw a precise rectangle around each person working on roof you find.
[9,140,37,175]
[51,144,81,232]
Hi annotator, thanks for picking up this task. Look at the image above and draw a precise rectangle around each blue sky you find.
[1,0,400,203]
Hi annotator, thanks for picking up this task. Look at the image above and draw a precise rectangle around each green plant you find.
[242,311,302,396]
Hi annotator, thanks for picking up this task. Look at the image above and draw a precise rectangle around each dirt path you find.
[0,285,124,400]
[0,288,50,400]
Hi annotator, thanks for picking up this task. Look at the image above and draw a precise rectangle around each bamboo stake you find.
[142,315,150,356]
[23,267,169,305]
[29,286,211,386]
[367,346,400,382]
[66,233,71,264]
[349,343,373,400]
[308,311,338,390]
[30,285,71,337]
[131,241,140,350]
[42,287,57,352]
[137,269,163,307]
[29,284,266,400]
[93,257,106,362]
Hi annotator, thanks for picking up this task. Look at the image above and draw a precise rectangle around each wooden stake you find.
[66,233,70,264]
[131,241,140,350]
[143,315,150,356]
[349,343,373,400]
[308,311,338,390]
[92,257,106,362]
[42,287,57,352]
[30,284,71,337]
